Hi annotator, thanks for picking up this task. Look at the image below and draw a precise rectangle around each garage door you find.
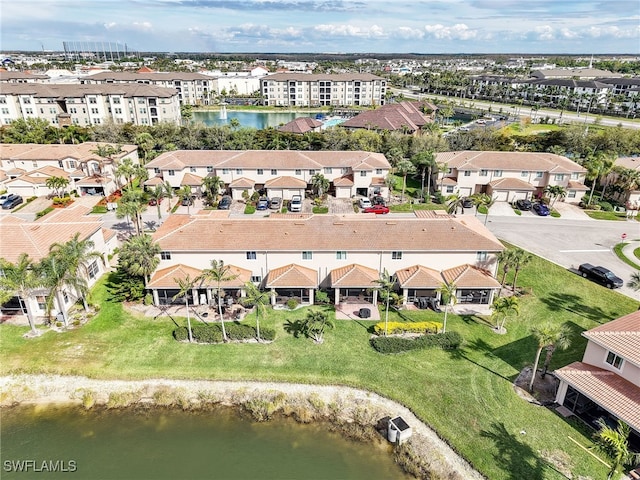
[492,190,509,202]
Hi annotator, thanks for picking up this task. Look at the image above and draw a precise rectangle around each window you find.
[112,97,121,104]
[222,168,230,174]
[336,251,347,260]
[36,295,47,310]
[257,169,263,175]
[309,169,316,175]
[236,168,243,175]
[89,97,97,104]
[246,251,257,260]
[477,251,488,262]
[161,252,171,260]
[206,166,213,173]
[324,167,332,174]
[464,170,471,177]
[295,169,301,175]
[535,171,543,178]
[446,186,454,193]
[567,190,576,198]
[190,167,196,173]
[341,167,349,174]
[154,168,160,174]
[58,160,64,168]
[571,173,579,180]
[302,251,312,260]
[168,170,175,176]
[521,171,529,177]
[480,169,488,176]
[376,168,383,175]
[68,161,76,168]
[250,275,262,283]
[360,171,367,177]
[554,174,564,181]
[0,108,8,115]
[494,170,503,177]
[391,251,403,260]
[87,260,100,279]
[606,351,623,369]
[271,169,277,175]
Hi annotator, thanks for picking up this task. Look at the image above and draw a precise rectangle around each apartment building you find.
[555,311,640,437]
[0,83,181,126]
[144,150,391,199]
[260,73,386,107]
[435,151,588,203]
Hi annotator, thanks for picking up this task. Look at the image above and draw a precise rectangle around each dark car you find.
[371,195,386,206]
[578,263,624,289]
[532,203,550,216]
[218,195,232,210]
[269,197,282,210]
[181,197,193,206]
[363,205,390,214]
[256,197,269,210]
[462,197,474,209]
[148,197,162,206]
[2,195,23,210]
[515,199,532,211]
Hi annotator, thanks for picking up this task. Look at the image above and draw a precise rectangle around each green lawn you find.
[1,253,637,480]
[500,123,562,136]
[584,210,639,221]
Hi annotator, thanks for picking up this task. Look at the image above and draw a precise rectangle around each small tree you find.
[445,193,464,214]
[528,322,571,391]
[311,173,330,199]
[627,272,640,291]
[395,159,415,203]
[372,269,395,336]
[240,282,273,342]
[0,254,43,335]
[301,309,334,343]
[199,260,238,342]
[544,185,567,207]
[491,296,519,333]
[511,248,533,293]
[173,275,196,343]
[438,282,457,333]
[592,420,640,480]
[496,248,517,289]
[148,185,165,219]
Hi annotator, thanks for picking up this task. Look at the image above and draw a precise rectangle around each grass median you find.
[1,251,637,480]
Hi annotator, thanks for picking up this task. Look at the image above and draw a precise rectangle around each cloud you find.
[104,22,117,30]
[314,24,387,38]
[586,24,640,38]
[533,25,554,41]
[423,23,477,40]
[132,21,153,31]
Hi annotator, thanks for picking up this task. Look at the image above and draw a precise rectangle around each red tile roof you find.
[277,117,322,134]
[265,264,318,288]
[555,361,640,433]
[395,265,442,288]
[147,264,251,288]
[584,311,640,365]
[441,264,501,288]
[330,264,379,287]
[438,151,585,174]
[489,177,536,191]
[342,101,434,132]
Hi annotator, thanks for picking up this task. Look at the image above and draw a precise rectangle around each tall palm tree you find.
[627,272,640,291]
[39,253,86,326]
[202,176,224,207]
[173,274,196,343]
[49,233,103,311]
[592,420,640,480]
[372,269,395,336]
[395,159,415,203]
[496,248,517,289]
[199,260,238,342]
[437,282,457,333]
[116,188,147,235]
[543,185,567,207]
[177,185,193,214]
[445,193,465,214]
[241,282,273,342]
[411,150,436,202]
[117,234,161,283]
[0,254,43,335]
[162,181,174,212]
[491,296,519,333]
[528,322,571,391]
[511,248,533,293]
[148,185,165,219]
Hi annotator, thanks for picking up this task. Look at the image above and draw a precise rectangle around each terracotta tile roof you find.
[147,264,251,288]
[75,176,109,186]
[413,210,453,219]
[488,177,536,191]
[567,180,589,191]
[555,361,640,433]
[0,83,178,99]
[0,142,137,161]
[330,264,379,287]
[583,311,640,365]
[342,102,434,132]
[144,176,164,186]
[181,173,203,186]
[333,175,354,186]
[441,264,501,288]
[277,117,322,134]
[615,156,640,172]
[441,177,457,185]
[229,177,255,188]
[395,265,443,288]
[152,214,504,253]
[437,151,586,174]
[264,176,307,188]
[265,264,318,288]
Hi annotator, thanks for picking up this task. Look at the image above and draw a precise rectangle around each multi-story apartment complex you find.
[144,150,391,199]
[0,83,181,126]
[260,73,386,107]
[435,151,588,203]
[80,71,215,105]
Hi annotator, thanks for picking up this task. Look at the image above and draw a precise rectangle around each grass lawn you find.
[1,253,637,480]
[584,210,639,221]
[500,123,562,136]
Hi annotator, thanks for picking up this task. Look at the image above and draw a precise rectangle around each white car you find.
[359,197,372,209]
[289,195,302,212]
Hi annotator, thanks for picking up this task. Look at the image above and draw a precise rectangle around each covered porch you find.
[441,264,501,306]
[265,263,318,306]
[395,265,442,307]
[330,264,379,306]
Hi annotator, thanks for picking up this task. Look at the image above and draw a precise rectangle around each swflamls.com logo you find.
[3,460,77,473]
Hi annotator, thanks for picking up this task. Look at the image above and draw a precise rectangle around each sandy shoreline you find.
[1,374,483,480]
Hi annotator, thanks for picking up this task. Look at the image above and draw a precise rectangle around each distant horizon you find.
[1,1,637,55]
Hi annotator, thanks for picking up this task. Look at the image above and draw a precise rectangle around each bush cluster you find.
[370,331,463,354]
[173,323,275,343]
[373,321,442,335]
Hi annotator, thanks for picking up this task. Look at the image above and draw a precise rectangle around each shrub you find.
[373,321,442,335]
[286,298,299,310]
[144,293,153,306]
[35,207,54,219]
[312,206,328,214]
[314,290,330,305]
[173,323,275,343]
[433,191,445,204]
[107,390,141,408]
[244,204,256,214]
[597,200,613,211]
[370,331,463,354]
[91,205,108,214]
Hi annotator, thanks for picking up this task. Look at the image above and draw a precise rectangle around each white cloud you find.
[586,24,640,38]
[314,24,387,38]
[423,23,477,40]
[103,22,117,30]
[132,21,153,31]
[534,25,554,41]
[397,26,425,40]
[560,28,578,39]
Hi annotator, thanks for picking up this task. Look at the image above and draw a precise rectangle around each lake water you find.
[193,111,305,129]
[1,405,410,480]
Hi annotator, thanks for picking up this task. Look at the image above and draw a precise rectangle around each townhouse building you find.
[435,151,588,203]
[0,142,139,197]
[80,71,215,105]
[554,311,640,438]
[144,150,391,200]
[148,211,503,308]
[260,73,386,107]
[0,83,181,126]
[0,71,49,83]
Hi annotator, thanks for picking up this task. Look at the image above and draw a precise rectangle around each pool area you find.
[322,117,347,128]
[192,110,347,130]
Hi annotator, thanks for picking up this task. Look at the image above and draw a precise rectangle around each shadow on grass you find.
[539,292,613,324]
[480,422,560,480]
[447,347,512,383]
[460,314,494,328]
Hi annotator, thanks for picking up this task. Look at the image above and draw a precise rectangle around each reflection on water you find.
[1,405,410,480]
[193,111,305,129]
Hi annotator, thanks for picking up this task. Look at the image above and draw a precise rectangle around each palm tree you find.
[395,159,415,203]
[491,296,519,333]
[511,248,533,293]
[116,234,161,283]
[496,248,517,289]
[240,282,273,342]
[49,233,103,311]
[592,420,640,480]
[473,193,496,225]
[301,309,334,344]
[199,260,238,342]
[39,253,85,326]
[411,150,436,202]
[372,269,395,336]
[543,185,567,207]
[627,272,640,291]
[0,254,43,335]
[445,193,464,214]
[148,185,165,219]
[45,176,69,197]
[162,181,174,212]
[437,282,457,333]
[115,157,136,189]
[134,132,155,164]
[528,322,571,391]
[311,173,330,199]
[173,274,196,343]
[177,185,193,214]
[202,176,224,207]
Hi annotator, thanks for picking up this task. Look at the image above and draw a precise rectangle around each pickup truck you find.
[578,263,624,289]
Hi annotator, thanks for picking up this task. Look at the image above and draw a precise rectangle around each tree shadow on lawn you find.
[480,422,562,480]
[447,344,512,383]
[460,314,493,328]
[538,292,615,324]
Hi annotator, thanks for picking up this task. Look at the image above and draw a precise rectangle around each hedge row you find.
[370,331,463,354]
[173,323,275,343]
[373,321,442,335]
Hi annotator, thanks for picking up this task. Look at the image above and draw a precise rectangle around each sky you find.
[1,0,639,55]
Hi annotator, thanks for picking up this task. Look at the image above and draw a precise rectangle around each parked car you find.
[578,263,623,289]
[462,197,474,209]
[2,195,23,210]
[148,198,162,206]
[269,197,282,210]
[363,205,390,214]
[359,197,372,209]
[217,195,232,210]
[256,197,269,210]
[532,203,550,216]
[515,199,532,211]
[181,197,193,206]
[371,195,386,206]
[0,193,15,204]
[289,195,303,212]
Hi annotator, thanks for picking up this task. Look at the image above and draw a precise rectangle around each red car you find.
[363,205,390,214]
[148,198,163,206]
